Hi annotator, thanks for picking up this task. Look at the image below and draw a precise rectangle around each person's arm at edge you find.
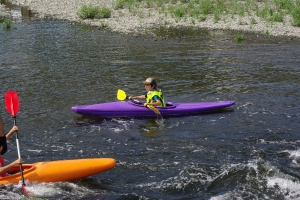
[0,117,7,155]
[0,158,22,174]
[0,117,4,137]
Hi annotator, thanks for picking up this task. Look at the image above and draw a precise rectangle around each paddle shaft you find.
[13,117,25,186]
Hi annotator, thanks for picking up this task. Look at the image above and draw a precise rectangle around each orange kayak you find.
[0,158,116,184]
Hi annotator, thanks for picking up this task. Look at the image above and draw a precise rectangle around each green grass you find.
[265,29,270,35]
[291,0,300,26]
[110,0,300,27]
[115,0,126,9]
[77,0,300,38]
[174,6,185,18]
[235,33,244,41]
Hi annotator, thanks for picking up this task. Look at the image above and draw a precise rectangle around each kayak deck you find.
[72,101,235,117]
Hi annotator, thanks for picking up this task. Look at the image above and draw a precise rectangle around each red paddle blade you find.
[22,185,27,195]
[5,91,20,117]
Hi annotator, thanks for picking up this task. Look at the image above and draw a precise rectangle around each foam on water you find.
[267,177,300,199]
[20,182,93,198]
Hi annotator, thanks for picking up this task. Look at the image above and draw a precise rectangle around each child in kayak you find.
[129,77,166,107]
[0,117,22,177]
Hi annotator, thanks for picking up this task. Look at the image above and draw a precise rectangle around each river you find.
[1,3,300,200]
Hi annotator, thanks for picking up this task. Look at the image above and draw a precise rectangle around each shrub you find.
[2,19,11,29]
[77,4,100,19]
[77,4,111,19]
[96,7,112,18]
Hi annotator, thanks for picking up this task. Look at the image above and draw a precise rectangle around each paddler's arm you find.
[0,158,22,174]
[0,117,7,155]
[129,95,146,100]
[0,117,4,137]
[6,126,18,141]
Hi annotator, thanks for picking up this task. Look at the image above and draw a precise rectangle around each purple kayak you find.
[71,100,235,117]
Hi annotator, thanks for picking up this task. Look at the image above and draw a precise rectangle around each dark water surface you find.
[1,13,300,200]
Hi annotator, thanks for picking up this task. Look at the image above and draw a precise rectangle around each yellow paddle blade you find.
[147,105,161,115]
[117,89,127,101]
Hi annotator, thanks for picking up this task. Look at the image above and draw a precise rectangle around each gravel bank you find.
[0,4,11,20]
[4,0,300,38]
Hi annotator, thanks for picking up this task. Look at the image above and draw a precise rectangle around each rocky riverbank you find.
[2,0,300,38]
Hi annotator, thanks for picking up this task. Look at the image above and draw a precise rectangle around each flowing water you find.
[1,3,300,200]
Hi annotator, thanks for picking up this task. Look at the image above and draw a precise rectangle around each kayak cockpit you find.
[0,164,36,183]
[128,100,176,109]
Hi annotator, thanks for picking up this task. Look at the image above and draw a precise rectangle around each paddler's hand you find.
[144,103,150,107]
[6,126,19,141]
[13,158,23,165]
[10,126,18,133]
[8,126,18,136]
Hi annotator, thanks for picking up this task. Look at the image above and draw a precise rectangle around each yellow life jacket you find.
[146,90,166,107]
